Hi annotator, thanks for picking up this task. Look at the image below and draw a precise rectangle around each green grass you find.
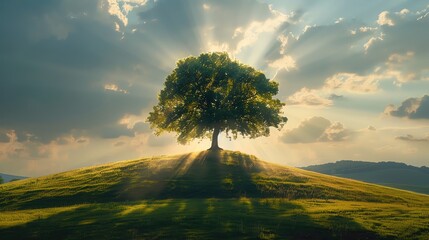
[1,150,428,239]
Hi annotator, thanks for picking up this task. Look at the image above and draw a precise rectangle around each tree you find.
[147,52,287,150]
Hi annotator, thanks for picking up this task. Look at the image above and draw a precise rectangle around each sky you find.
[1,0,429,177]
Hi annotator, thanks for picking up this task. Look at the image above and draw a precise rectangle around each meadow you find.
[1,151,428,239]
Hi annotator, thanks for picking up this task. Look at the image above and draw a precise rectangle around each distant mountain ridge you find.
[302,160,429,194]
[0,173,27,183]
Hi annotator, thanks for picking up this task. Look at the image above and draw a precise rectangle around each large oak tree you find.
[147,52,287,150]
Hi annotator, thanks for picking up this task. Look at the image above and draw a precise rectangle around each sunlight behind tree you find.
[147,52,287,150]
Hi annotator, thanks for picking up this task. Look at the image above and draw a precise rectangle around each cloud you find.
[281,117,349,143]
[324,72,381,93]
[384,95,429,119]
[270,6,429,98]
[368,126,377,131]
[104,84,128,94]
[365,8,429,82]
[269,55,297,71]
[202,4,210,11]
[1,0,296,146]
[234,6,288,54]
[384,51,417,83]
[271,20,376,95]
[0,0,162,143]
[318,122,349,142]
[363,35,383,52]
[137,0,275,56]
[323,51,419,93]
[377,11,394,26]
[106,0,148,27]
[286,88,332,106]
[328,94,344,100]
[396,134,429,142]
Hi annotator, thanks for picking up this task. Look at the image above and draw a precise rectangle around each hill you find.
[0,173,27,183]
[1,150,428,239]
[302,160,429,194]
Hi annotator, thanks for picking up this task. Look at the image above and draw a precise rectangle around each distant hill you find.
[0,151,428,239]
[302,160,429,194]
[0,173,26,183]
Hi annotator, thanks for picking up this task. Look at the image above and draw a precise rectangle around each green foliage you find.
[147,52,287,145]
[0,176,3,184]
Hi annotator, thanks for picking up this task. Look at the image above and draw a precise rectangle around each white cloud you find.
[202,3,210,10]
[335,17,344,24]
[269,55,297,71]
[281,117,350,143]
[359,26,377,32]
[363,33,384,52]
[324,72,381,93]
[323,51,418,92]
[278,34,289,54]
[234,7,288,54]
[319,122,349,142]
[397,9,410,16]
[114,22,121,32]
[106,0,148,28]
[384,52,416,83]
[377,11,394,26]
[104,84,128,94]
[287,88,332,106]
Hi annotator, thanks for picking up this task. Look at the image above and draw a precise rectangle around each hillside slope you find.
[1,150,429,240]
[302,160,429,194]
[1,151,424,210]
[0,173,26,183]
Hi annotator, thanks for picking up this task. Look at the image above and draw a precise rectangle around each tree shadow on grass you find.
[0,150,403,211]
[111,150,263,200]
[0,198,393,240]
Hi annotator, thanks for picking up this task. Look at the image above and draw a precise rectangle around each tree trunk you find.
[209,127,221,150]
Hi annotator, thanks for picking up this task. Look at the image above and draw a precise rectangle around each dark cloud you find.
[281,116,349,143]
[384,95,429,119]
[367,11,429,81]
[0,0,156,143]
[329,94,344,100]
[273,21,377,95]
[396,134,429,142]
[3,0,427,147]
[0,0,281,144]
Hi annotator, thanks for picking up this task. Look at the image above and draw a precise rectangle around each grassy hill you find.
[302,160,429,194]
[1,150,428,239]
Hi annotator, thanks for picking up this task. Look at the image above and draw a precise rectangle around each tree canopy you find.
[147,52,287,149]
